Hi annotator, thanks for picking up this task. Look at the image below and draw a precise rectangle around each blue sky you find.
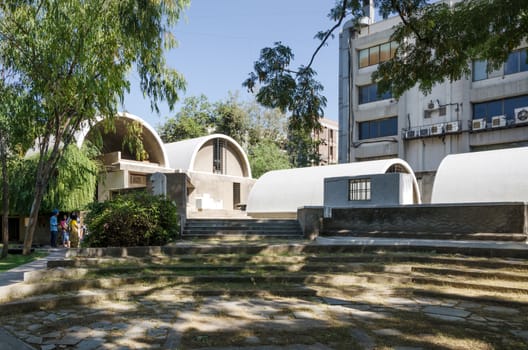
[122,0,341,129]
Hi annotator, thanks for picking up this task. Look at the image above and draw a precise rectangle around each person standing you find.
[60,214,70,248]
[50,209,59,248]
[69,214,80,248]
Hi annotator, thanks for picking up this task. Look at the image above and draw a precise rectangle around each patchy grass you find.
[0,250,47,273]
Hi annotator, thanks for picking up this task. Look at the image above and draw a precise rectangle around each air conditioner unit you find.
[430,124,444,135]
[405,130,417,139]
[419,127,430,137]
[491,115,506,128]
[472,118,486,131]
[445,121,459,133]
[514,106,528,124]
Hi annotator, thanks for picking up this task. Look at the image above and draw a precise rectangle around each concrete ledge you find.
[321,202,528,236]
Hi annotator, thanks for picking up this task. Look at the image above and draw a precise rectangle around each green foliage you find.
[84,192,179,247]
[0,0,189,252]
[248,140,291,179]
[214,94,251,147]
[243,42,326,167]
[9,145,99,215]
[123,121,149,161]
[373,0,528,97]
[158,95,213,143]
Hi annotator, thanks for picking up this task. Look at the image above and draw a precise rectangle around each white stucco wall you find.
[164,134,251,177]
[431,147,528,203]
[247,159,421,216]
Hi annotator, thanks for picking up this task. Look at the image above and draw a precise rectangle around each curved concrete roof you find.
[431,147,528,204]
[76,112,169,167]
[164,134,252,177]
[247,159,420,214]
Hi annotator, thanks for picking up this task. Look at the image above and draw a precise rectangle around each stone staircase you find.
[2,242,528,309]
[182,218,304,239]
[2,241,528,348]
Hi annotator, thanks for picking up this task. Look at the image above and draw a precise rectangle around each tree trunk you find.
[22,141,60,255]
[22,175,47,255]
[1,135,8,259]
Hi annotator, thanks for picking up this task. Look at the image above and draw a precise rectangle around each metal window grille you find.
[349,178,371,201]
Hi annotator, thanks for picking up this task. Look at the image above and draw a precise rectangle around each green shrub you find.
[84,192,179,247]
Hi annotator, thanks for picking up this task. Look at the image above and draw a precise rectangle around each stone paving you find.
[1,290,527,349]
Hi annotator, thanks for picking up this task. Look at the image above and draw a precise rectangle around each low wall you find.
[298,202,528,238]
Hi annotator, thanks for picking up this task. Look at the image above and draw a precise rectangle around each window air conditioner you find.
[445,121,459,133]
[514,106,528,124]
[472,118,486,131]
[405,130,417,139]
[491,115,506,128]
[419,127,430,137]
[430,124,444,135]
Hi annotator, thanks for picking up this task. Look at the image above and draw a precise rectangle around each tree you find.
[248,140,291,179]
[9,145,100,215]
[243,43,326,168]
[213,93,251,147]
[244,0,528,159]
[158,95,213,143]
[246,101,288,147]
[0,0,189,254]
[0,81,33,258]
[372,0,528,97]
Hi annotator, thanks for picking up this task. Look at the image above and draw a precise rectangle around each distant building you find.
[79,114,255,217]
[9,113,256,245]
[338,0,528,202]
[315,118,339,165]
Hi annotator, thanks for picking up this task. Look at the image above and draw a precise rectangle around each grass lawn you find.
[0,246,47,273]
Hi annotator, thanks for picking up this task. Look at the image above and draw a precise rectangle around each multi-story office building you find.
[316,117,339,165]
[338,1,528,202]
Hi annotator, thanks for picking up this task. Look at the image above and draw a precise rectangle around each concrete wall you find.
[98,170,125,201]
[186,172,255,213]
[194,141,214,173]
[324,173,415,207]
[224,143,245,177]
[319,203,527,235]
[193,140,247,177]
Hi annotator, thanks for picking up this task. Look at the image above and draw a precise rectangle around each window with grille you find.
[349,178,371,201]
[213,139,225,174]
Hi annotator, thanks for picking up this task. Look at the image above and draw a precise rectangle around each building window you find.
[358,83,392,104]
[213,139,225,174]
[473,95,528,123]
[349,178,371,201]
[358,42,397,68]
[473,48,528,81]
[358,116,398,140]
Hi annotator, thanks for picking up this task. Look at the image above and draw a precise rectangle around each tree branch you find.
[306,0,348,70]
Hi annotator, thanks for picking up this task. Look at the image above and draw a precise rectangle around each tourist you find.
[60,214,70,248]
[69,214,80,248]
[50,209,59,248]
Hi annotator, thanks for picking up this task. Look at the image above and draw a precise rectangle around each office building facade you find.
[338,3,528,202]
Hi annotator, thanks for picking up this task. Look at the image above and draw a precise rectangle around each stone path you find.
[1,291,527,349]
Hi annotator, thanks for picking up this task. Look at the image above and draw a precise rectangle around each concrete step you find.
[411,266,528,282]
[183,219,303,237]
[65,241,528,259]
[320,231,527,242]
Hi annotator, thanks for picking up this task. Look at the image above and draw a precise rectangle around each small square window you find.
[349,178,371,201]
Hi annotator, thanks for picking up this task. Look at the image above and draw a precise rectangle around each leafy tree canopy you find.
[0,0,189,253]
[8,144,100,215]
[373,0,528,97]
[248,139,291,179]
[245,0,528,106]
[158,95,213,143]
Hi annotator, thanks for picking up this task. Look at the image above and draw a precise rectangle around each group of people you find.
[50,209,84,248]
